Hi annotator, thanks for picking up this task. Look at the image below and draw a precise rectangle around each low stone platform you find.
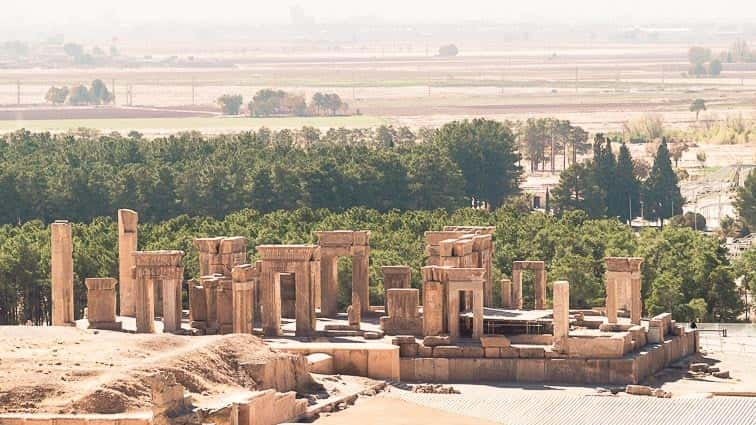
[270,342,400,381]
[398,330,698,385]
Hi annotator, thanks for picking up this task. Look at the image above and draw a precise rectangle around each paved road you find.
[388,385,756,425]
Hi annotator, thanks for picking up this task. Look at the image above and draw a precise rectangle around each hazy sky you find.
[9,0,756,25]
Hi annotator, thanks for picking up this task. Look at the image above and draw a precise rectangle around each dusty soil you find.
[0,105,216,120]
[313,394,498,425]
[0,326,306,414]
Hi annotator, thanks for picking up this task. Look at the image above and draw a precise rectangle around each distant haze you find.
[3,0,756,41]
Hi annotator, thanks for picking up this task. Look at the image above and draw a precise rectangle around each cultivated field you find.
[1,41,755,134]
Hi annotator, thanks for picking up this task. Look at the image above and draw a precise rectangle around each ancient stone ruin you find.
[32,211,701,425]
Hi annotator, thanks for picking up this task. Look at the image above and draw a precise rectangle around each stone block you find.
[367,348,400,380]
[480,335,511,348]
[307,353,334,374]
[516,359,545,382]
[480,358,516,381]
[433,345,463,358]
[333,349,368,377]
[399,343,418,357]
[609,359,637,384]
[546,359,586,384]
[417,344,433,357]
[460,346,484,358]
[584,359,611,384]
[516,345,545,358]
[423,335,451,347]
[449,358,481,381]
[400,358,415,381]
[484,347,501,358]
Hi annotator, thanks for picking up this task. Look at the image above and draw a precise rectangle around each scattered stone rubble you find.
[412,384,460,394]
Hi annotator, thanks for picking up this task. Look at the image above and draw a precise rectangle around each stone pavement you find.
[388,385,756,425]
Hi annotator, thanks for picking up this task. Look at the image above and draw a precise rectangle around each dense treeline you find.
[0,206,743,325]
[0,119,521,225]
[552,134,683,225]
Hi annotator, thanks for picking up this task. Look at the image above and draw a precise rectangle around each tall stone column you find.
[188,279,207,329]
[232,280,255,334]
[606,273,618,324]
[422,279,444,336]
[630,272,642,325]
[472,286,484,339]
[512,269,523,309]
[217,278,234,334]
[118,210,138,317]
[203,276,220,333]
[481,247,493,307]
[534,268,547,310]
[262,271,282,337]
[85,278,120,330]
[194,238,222,277]
[552,280,570,341]
[319,254,339,317]
[447,288,461,340]
[232,265,256,334]
[500,278,513,308]
[294,262,315,337]
[51,221,74,325]
[161,275,183,333]
[135,276,155,333]
[352,245,370,314]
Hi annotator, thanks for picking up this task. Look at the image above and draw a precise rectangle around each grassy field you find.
[0,115,387,134]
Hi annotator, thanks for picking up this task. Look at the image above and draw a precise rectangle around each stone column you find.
[231,264,257,334]
[203,276,220,333]
[606,273,618,324]
[161,274,183,333]
[217,278,234,334]
[188,279,207,329]
[447,288,461,340]
[219,237,247,276]
[118,209,138,317]
[51,221,74,325]
[500,279,513,308]
[294,262,315,337]
[232,281,254,334]
[534,268,547,310]
[630,272,642,325]
[472,286,484,339]
[194,238,222,277]
[352,241,370,314]
[319,254,338,317]
[552,280,570,341]
[382,266,411,313]
[135,276,155,333]
[512,269,523,309]
[261,271,282,337]
[85,278,120,330]
[422,280,444,336]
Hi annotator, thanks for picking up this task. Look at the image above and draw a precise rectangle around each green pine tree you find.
[643,138,684,226]
[615,143,641,223]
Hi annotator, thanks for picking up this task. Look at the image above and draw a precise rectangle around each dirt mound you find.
[0,327,313,414]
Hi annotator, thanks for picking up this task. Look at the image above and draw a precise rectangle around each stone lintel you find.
[513,260,545,271]
[231,263,259,282]
[424,231,471,246]
[443,267,486,282]
[133,251,184,267]
[194,237,223,254]
[315,230,354,246]
[605,257,644,272]
[382,265,411,275]
[219,236,247,253]
[443,225,495,235]
[85,277,118,291]
[256,245,317,261]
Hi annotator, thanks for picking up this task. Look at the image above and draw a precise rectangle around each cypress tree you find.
[643,138,684,226]
[616,143,641,223]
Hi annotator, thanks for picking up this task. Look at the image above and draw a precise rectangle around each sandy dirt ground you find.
[313,394,499,425]
[0,326,291,414]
